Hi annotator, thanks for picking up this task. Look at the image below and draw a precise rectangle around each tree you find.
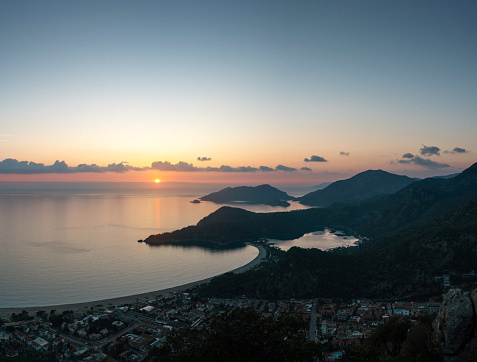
[341,317,442,362]
[148,308,320,362]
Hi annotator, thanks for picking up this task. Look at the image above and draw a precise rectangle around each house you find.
[129,334,155,351]
[32,337,50,351]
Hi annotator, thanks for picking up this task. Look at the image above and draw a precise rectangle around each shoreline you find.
[0,244,267,317]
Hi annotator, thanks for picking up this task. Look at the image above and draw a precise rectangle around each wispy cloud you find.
[301,167,312,171]
[402,153,414,159]
[197,156,212,161]
[0,134,12,142]
[339,152,350,156]
[304,155,327,162]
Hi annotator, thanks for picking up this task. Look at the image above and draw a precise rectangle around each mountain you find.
[432,173,460,179]
[197,163,477,299]
[199,184,293,207]
[144,206,324,246]
[144,162,477,299]
[145,164,475,248]
[311,181,333,190]
[297,169,417,207]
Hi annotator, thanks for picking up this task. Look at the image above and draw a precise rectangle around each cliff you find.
[434,288,477,360]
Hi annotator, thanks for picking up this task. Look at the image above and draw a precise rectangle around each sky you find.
[1,0,476,185]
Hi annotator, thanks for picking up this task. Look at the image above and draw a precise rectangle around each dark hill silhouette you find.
[144,164,477,247]
[200,184,293,207]
[311,181,333,190]
[298,169,417,206]
[196,163,477,299]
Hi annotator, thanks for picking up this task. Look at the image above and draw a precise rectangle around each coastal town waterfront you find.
[1,243,462,361]
[0,285,443,361]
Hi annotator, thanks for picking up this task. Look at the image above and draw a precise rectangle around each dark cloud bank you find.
[0,158,305,174]
[0,159,146,174]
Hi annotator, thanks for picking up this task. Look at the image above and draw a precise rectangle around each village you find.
[0,290,443,362]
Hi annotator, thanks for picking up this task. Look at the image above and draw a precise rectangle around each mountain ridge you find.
[144,163,477,248]
[298,169,417,206]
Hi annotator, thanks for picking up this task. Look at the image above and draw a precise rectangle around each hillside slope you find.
[298,169,417,206]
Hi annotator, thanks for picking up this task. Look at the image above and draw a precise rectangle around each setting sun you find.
[155,179,161,183]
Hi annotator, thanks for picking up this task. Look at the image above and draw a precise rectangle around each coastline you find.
[0,244,267,317]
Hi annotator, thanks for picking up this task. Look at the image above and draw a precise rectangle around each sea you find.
[0,182,356,308]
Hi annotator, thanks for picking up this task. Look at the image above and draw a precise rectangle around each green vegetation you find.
[148,308,320,362]
[10,310,33,322]
[199,196,477,299]
[341,317,442,361]
[196,163,477,300]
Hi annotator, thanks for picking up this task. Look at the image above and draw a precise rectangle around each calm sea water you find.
[0,182,350,308]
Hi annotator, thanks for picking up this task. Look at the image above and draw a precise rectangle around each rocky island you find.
[199,184,293,207]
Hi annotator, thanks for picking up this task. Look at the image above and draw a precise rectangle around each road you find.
[308,299,318,342]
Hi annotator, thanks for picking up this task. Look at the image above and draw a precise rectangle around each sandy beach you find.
[0,244,267,317]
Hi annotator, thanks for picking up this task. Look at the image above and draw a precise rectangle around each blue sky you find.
[1,1,476,183]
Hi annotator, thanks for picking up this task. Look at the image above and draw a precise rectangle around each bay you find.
[0,182,349,308]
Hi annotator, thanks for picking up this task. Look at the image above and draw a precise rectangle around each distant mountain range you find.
[199,170,420,208]
[144,162,477,299]
[199,184,293,207]
[298,169,418,207]
[311,181,333,190]
[144,166,470,247]
[432,173,460,179]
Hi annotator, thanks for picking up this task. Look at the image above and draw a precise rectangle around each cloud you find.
[151,161,198,172]
[304,155,327,162]
[402,153,414,159]
[452,147,468,153]
[0,158,149,174]
[275,165,297,172]
[151,161,301,173]
[259,166,276,172]
[398,156,450,170]
[212,165,259,173]
[339,152,350,156]
[420,145,440,156]
[197,157,212,161]
[444,147,469,154]
[301,167,312,171]
[1,158,308,175]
